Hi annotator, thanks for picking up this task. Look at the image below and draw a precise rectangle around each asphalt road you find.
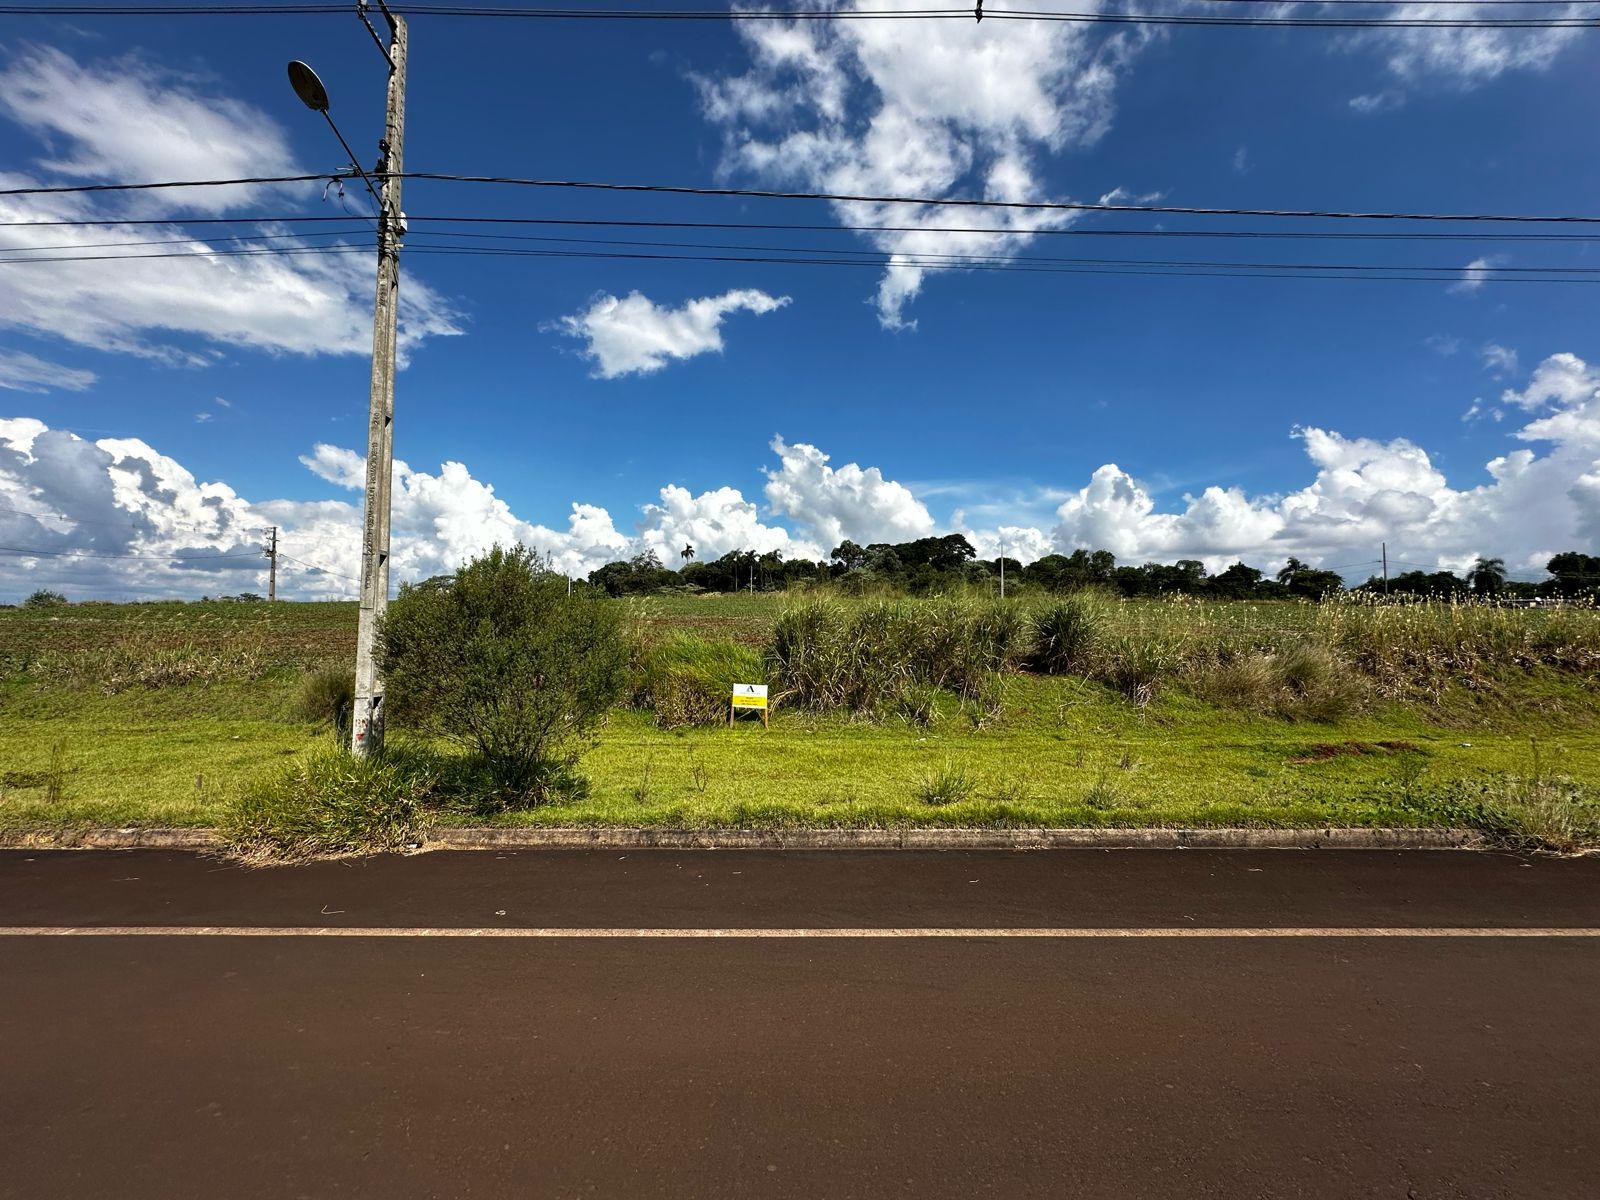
[3,847,1599,1198]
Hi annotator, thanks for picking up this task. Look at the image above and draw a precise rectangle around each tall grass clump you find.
[768,595,1029,718]
[1318,596,1600,695]
[1194,640,1361,722]
[222,744,436,861]
[1028,592,1103,675]
[293,665,355,740]
[639,636,766,728]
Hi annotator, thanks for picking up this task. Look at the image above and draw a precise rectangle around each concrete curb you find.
[427,826,1481,851]
[0,828,222,850]
[0,826,1483,852]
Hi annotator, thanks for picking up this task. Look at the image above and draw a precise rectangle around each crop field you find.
[1,592,1597,846]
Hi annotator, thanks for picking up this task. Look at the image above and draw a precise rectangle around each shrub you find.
[222,745,435,861]
[294,665,355,739]
[23,589,67,609]
[379,545,629,801]
[641,636,765,728]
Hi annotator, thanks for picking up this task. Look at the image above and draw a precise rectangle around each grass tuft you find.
[914,760,977,806]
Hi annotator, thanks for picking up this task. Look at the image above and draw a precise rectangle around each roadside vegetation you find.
[1,547,1596,855]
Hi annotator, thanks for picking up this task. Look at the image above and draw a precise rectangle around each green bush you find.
[222,745,435,861]
[294,666,355,739]
[23,589,67,609]
[379,545,628,801]
[640,636,765,728]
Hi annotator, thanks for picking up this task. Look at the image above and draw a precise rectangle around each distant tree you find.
[1546,551,1600,597]
[830,540,867,571]
[22,589,67,608]
[1276,557,1308,586]
[681,544,695,562]
[1210,563,1264,599]
[1275,558,1344,600]
[1467,556,1507,596]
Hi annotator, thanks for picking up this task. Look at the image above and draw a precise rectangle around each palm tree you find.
[681,544,695,562]
[1276,556,1307,585]
[1468,556,1507,595]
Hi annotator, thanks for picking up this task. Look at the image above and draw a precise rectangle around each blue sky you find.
[2,3,1599,599]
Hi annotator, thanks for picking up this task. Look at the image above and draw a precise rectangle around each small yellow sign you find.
[730,682,769,727]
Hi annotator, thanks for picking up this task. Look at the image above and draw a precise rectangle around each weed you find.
[914,760,977,806]
[641,636,765,729]
[985,777,1030,805]
[632,752,656,804]
[1083,767,1119,809]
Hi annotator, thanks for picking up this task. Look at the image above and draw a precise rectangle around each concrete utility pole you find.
[1381,542,1389,595]
[351,9,407,758]
[264,525,278,602]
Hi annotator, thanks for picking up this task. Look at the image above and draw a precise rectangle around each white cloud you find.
[1348,90,1404,116]
[763,435,934,550]
[7,353,1599,598]
[0,48,461,365]
[696,7,1154,328]
[0,349,96,394]
[1449,255,1503,295]
[0,47,300,214]
[1481,342,1519,378]
[1354,3,1585,92]
[553,289,790,378]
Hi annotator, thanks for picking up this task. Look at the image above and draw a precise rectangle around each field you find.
[1,593,1597,844]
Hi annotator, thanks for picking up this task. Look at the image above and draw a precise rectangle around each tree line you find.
[584,538,1600,601]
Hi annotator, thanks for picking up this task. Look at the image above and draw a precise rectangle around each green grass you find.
[1,595,1596,841]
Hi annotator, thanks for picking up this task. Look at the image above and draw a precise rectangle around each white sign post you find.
[730,682,769,728]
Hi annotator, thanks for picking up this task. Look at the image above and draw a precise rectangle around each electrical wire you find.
[0,544,265,562]
[10,213,1600,244]
[3,239,1597,284]
[9,173,1600,225]
[3,3,1599,29]
[393,173,1600,224]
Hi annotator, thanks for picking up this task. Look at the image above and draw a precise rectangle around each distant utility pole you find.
[1381,542,1389,595]
[264,525,278,602]
[999,538,1006,599]
[351,7,406,757]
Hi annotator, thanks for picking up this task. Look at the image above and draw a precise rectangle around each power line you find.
[0,227,374,255]
[0,543,265,562]
[9,172,1600,224]
[9,223,1599,273]
[10,212,1600,243]
[3,3,1598,29]
[3,238,1597,284]
[394,173,1600,224]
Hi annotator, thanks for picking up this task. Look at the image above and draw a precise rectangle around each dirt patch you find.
[1289,740,1421,764]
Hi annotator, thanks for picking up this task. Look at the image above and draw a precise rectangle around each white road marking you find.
[1,926,1598,939]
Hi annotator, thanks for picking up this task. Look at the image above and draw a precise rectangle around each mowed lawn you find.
[1,595,1595,831]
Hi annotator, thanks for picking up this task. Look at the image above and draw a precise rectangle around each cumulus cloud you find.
[553,289,790,378]
[0,48,461,365]
[7,353,1599,598]
[696,7,1154,328]
[763,435,934,549]
[0,350,96,394]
